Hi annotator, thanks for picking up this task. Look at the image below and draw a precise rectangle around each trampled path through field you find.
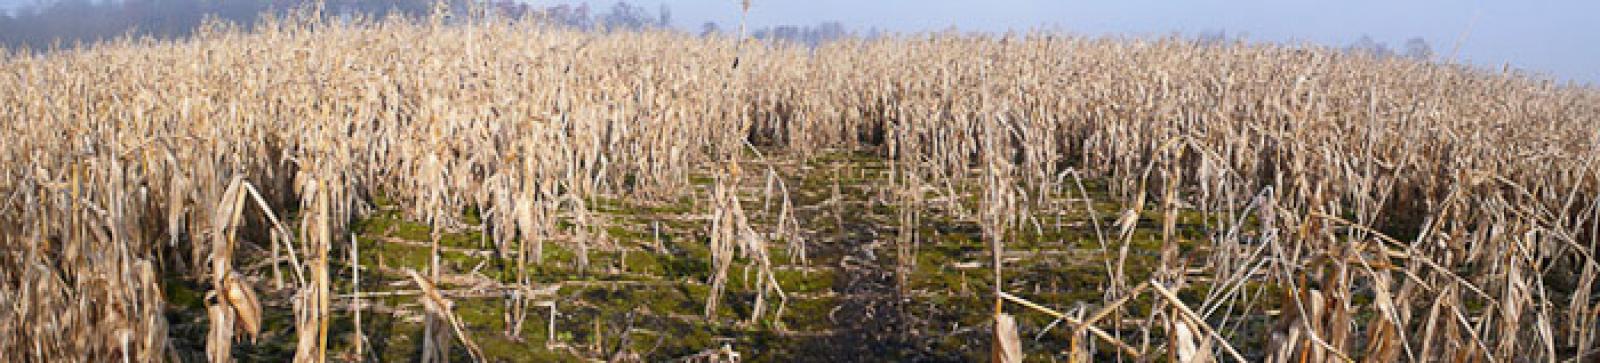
[167,150,1160,362]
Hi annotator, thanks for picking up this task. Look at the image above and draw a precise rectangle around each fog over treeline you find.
[0,0,663,50]
[0,0,446,50]
[0,0,863,51]
[1,0,1427,61]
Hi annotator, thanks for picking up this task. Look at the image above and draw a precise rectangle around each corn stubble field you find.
[3,9,1600,363]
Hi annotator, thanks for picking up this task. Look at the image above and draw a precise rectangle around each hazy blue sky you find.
[536,0,1599,85]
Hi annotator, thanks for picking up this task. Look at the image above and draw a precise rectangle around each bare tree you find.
[1403,37,1434,60]
[657,3,670,28]
[1196,29,1229,46]
[701,21,721,37]
[1347,35,1394,58]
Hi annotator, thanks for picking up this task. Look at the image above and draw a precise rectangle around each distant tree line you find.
[1194,29,1435,61]
[0,0,458,50]
[1347,35,1435,61]
[0,0,851,51]
[699,20,854,48]
[0,0,681,51]
[750,21,849,47]
[489,1,670,32]
[0,2,1438,63]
